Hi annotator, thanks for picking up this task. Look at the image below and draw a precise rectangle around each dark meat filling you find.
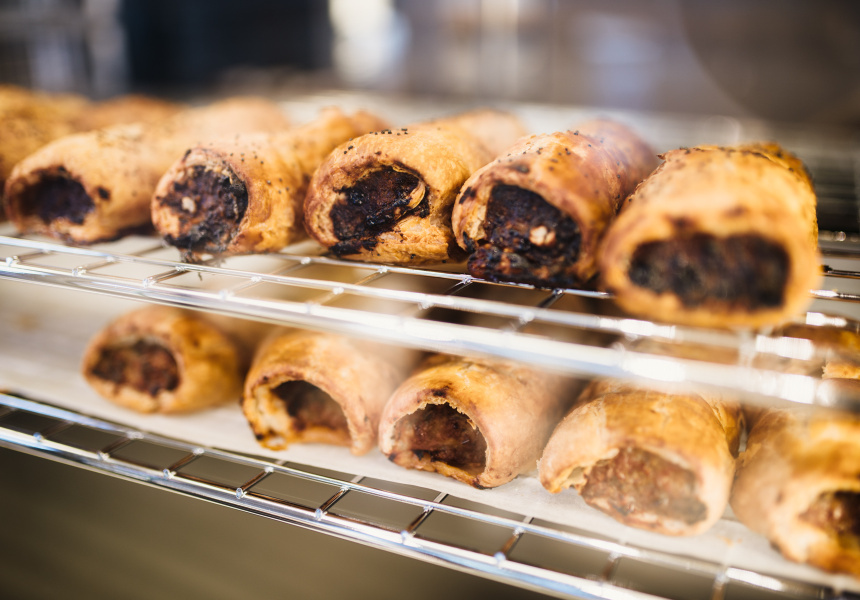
[20,173,93,225]
[800,491,860,550]
[90,340,179,397]
[581,447,707,525]
[272,380,348,435]
[628,233,789,310]
[330,168,423,254]
[398,404,487,475]
[468,184,581,288]
[157,164,248,254]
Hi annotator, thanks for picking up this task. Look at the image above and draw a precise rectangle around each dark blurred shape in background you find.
[0,0,857,126]
[120,0,331,89]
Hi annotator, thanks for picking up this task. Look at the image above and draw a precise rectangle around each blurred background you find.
[0,0,858,127]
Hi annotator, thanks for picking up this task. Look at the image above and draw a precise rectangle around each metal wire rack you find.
[1,229,860,599]
[1,390,856,600]
[1,223,860,412]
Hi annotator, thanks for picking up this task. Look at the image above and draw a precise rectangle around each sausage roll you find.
[731,408,860,577]
[303,109,527,265]
[242,328,420,456]
[452,119,657,288]
[81,305,244,414]
[152,107,386,259]
[539,380,743,536]
[598,143,821,328]
[4,96,290,244]
[0,86,89,205]
[378,353,572,489]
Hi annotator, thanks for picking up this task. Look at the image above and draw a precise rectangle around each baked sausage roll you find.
[152,107,386,259]
[731,408,860,577]
[242,328,420,456]
[598,143,821,328]
[0,86,89,206]
[378,353,572,489]
[4,96,290,244]
[303,109,527,265]
[81,305,244,413]
[539,380,743,536]
[452,119,657,288]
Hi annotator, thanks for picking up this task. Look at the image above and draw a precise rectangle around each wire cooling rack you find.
[1,224,859,412]
[2,391,857,600]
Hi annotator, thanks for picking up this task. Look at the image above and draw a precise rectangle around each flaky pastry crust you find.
[539,379,742,536]
[731,409,860,577]
[378,353,572,488]
[81,305,244,413]
[598,143,821,328]
[452,119,656,287]
[242,328,419,456]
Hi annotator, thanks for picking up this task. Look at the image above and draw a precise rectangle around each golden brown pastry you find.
[452,119,657,288]
[0,86,89,204]
[0,88,187,225]
[74,94,187,131]
[731,408,860,577]
[152,107,387,259]
[774,321,860,380]
[81,305,245,413]
[539,379,743,536]
[242,328,420,456]
[4,96,290,244]
[598,143,821,328]
[378,353,572,488]
[303,109,527,265]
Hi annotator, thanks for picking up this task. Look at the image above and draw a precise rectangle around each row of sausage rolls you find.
[2,95,384,249]
[303,117,820,328]
[80,307,571,486]
[5,94,821,329]
[2,99,523,258]
[303,109,527,264]
[80,305,860,576]
[239,327,574,489]
[4,96,291,243]
[0,84,186,211]
[152,107,388,259]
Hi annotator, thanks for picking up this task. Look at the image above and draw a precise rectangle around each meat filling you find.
[20,173,93,225]
[330,167,424,254]
[800,491,860,550]
[468,184,581,288]
[272,380,349,436]
[90,339,179,397]
[394,403,487,475]
[628,233,789,310]
[157,164,248,254]
[581,446,707,525]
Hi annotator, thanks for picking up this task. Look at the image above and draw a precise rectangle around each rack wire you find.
[1,224,860,412]
[1,390,855,600]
